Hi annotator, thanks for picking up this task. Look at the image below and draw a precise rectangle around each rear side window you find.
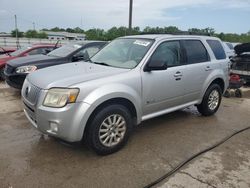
[207,40,226,60]
[183,40,209,64]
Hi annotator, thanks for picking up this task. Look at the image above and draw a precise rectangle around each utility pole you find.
[81,16,83,30]
[14,14,19,48]
[128,0,133,34]
[32,22,36,30]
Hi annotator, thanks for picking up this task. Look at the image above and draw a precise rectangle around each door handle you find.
[205,66,212,71]
[174,71,183,77]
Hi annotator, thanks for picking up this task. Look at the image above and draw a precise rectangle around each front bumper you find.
[5,73,26,89]
[23,100,92,142]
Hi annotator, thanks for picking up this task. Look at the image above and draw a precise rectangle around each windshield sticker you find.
[134,40,151,47]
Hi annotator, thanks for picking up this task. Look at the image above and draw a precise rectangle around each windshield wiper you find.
[87,59,110,67]
[94,62,110,66]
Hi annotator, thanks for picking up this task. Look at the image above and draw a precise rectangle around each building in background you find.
[0,33,12,37]
[44,31,86,41]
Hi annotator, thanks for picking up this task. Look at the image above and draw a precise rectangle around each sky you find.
[0,0,250,34]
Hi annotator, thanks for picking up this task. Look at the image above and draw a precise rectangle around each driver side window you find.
[151,41,181,67]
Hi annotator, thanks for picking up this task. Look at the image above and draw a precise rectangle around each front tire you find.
[0,67,5,80]
[84,104,133,155]
[197,84,222,116]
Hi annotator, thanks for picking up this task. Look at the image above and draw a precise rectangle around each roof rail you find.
[172,31,212,36]
[141,31,211,36]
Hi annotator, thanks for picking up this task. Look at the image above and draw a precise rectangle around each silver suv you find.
[22,35,229,155]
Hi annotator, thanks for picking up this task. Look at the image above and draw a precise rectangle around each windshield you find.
[47,43,82,57]
[10,45,31,56]
[226,42,234,50]
[90,38,154,69]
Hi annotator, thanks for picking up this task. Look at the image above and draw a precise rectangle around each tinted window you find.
[150,41,181,67]
[207,40,226,60]
[183,40,209,64]
[10,45,31,56]
[28,48,47,55]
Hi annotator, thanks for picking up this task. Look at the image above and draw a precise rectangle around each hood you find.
[8,54,57,67]
[234,43,250,55]
[27,62,129,89]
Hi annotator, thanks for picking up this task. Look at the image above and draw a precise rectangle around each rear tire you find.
[84,104,133,155]
[197,84,222,116]
[223,90,230,98]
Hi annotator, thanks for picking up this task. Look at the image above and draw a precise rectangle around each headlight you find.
[43,88,80,108]
[16,66,37,73]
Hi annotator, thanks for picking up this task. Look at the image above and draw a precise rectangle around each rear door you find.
[180,39,212,103]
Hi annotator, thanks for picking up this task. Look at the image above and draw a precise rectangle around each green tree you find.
[25,30,38,38]
[85,28,106,40]
[11,29,24,38]
[66,28,75,33]
[37,32,48,39]
[73,27,84,33]
[164,26,180,33]
[50,27,65,32]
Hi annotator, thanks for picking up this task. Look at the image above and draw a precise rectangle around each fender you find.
[76,83,142,139]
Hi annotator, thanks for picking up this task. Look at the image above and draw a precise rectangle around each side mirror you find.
[72,55,84,62]
[144,59,168,72]
[44,49,52,54]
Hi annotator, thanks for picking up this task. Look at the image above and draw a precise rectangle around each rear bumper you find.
[231,70,250,82]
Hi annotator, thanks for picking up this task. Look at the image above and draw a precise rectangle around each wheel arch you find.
[77,84,142,140]
[82,97,139,140]
[199,75,226,104]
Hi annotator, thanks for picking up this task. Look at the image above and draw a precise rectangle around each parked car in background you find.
[231,43,250,83]
[5,41,107,89]
[22,35,229,155]
[0,46,17,55]
[0,43,60,80]
[223,42,235,58]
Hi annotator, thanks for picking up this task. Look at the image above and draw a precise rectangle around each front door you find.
[141,40,185,116]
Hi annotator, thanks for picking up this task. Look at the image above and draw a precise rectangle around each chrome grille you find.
[22,80,41,105]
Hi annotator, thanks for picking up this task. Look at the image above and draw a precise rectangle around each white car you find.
[223,42,235,58]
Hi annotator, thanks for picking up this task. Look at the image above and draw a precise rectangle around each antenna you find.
[81,16,83,30]
[33,22,36,30]
[14,14,20,49]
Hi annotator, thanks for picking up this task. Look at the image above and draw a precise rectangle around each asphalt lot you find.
[0,81,250,188]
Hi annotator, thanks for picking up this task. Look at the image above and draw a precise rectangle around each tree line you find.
[11,26,250,43]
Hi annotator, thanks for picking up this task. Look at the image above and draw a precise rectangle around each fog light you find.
[49,122,58,132]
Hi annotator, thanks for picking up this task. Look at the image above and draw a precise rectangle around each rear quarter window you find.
[183,40,209,64]
[207,40,226,60]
